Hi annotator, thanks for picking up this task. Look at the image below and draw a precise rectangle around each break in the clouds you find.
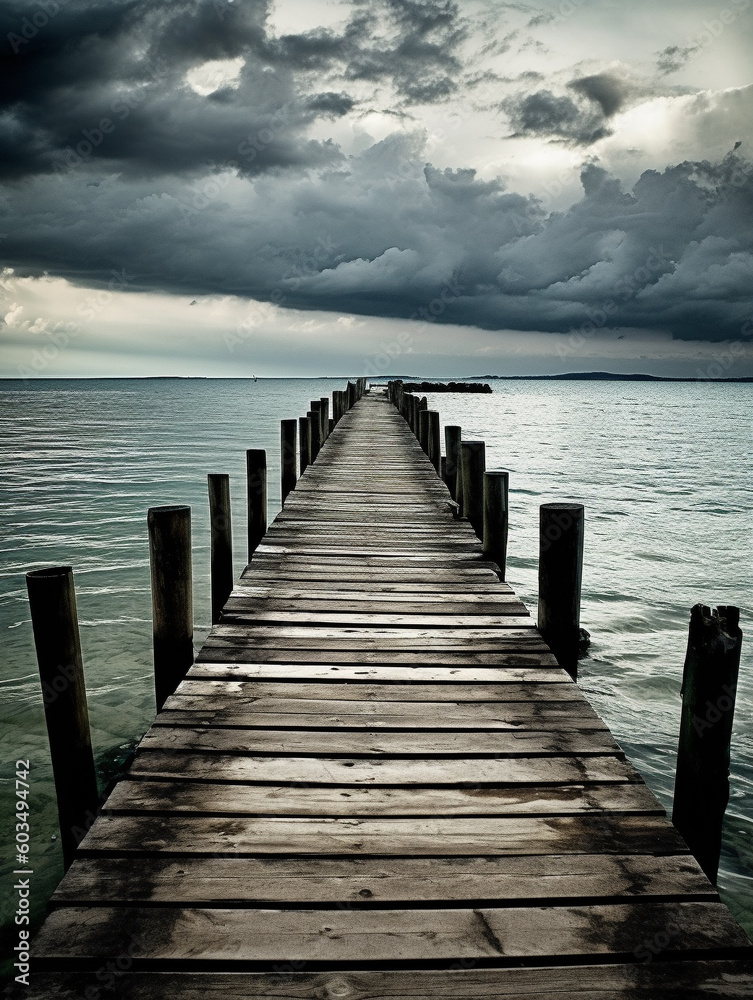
[1,0,752,375]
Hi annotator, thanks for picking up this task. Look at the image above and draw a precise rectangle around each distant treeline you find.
[401,381,492,393]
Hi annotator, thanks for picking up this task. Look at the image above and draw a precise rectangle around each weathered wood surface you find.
[25,389,752,997]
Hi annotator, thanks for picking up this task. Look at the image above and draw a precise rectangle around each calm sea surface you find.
[1,377,751,948]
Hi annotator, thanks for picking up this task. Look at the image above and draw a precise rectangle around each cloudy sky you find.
[1,0,751,377]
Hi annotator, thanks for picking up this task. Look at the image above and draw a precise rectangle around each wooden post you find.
[298,415,309,474]
[672,604,743,884]
[483,470,509,580]
[418,409,430,455]
[460,440,485,539]
[246,449,267,560]
[333,391,343,424]
[310,399,321,434]
[147,505,194,711]
[207,474,233,625]
[308,409,321,463]
[319,397,329,442]
[538,503,584,681]
[445,426,462,501]
[280,419,297,503]
[328,417,334,435]
[427,410,440,474]
[347,381,356,409]
[25,567,99,870]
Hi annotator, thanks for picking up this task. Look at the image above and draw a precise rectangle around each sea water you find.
[0,377,751,954]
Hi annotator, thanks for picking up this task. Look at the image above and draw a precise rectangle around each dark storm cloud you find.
[2,124,750,344]
[502,74,640,146]
[1,1,750,351]
[0,0,467,182]
[502,89,612,145]
[340,0,467,103]
[569,74,630,117]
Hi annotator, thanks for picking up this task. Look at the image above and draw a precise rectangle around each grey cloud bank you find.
[1,0,752,370]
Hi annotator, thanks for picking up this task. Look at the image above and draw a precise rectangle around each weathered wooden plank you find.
[103,778,660,817]
[140,726,622,757]
[186,663,570,684]
[169,680,582,703]
[231,584,518,597]
[53,853,715,906]
[32,902,752,964]
[195,648,559,666]
[125,751,640,785]
[233,582,517,595]
[19,962,753,1000]
[78,813,687,856]
[154,700,608,730]
[220,611,533,628]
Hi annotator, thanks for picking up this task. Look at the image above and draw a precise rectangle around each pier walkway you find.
[26,391,753,997]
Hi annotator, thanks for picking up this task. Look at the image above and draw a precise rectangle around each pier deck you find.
[26,392,753,997]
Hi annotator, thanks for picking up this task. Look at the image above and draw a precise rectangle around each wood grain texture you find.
[17,963,753,1000]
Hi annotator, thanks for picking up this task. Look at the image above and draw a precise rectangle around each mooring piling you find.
[246,449,267,560]
[460,440,486,538]
[298,415,309,473]
[207,474,233,625]
[673,604,743,884]
[147,504,194,711]
[427,410,441,474]
[537,502,584,681]
[281,419,298,503]
[445,425,462,502]
[483,470,509,580]
[25,566,99,870]
[308,409,322,462]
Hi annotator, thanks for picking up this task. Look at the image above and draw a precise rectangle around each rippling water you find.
[1,377,751,944]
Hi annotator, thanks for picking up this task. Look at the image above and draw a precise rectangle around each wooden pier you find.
[23,388,753,997]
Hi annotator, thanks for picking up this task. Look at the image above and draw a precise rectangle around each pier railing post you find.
[147,505,194,710]
[281,419,297,502]
[347,381,356,409]
[538,503,584,681]
[25,566,99,870]
[207,474,233,625]
[319,397,329,442]
[299,415,309,474]
[460,440,485,538]
[427,410,441,474]
[483,470,509,579]
[672,604,742,884]
[308,409,321,462]
[246,449,267,559]
[417,397,428,440]
[333,391,343,424]
[445,426,462,501]
[418,409,430,455]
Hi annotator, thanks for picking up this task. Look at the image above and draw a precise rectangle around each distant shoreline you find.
[1,372,751,383]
